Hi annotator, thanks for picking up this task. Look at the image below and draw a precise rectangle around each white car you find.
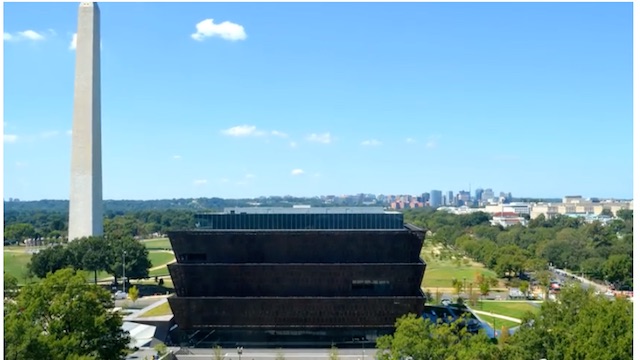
[113,290,127,300]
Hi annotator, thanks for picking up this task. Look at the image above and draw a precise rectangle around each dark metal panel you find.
[168,263,426,297]
[168,296,426,329]
[168,230,425,264]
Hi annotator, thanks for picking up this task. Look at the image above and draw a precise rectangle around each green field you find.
[148,267,170,277]
[142,238,172,250]
[422,262,498,288]
[139,301,172,317]
[4,248,176,284]
[470,301,540,320]
[475,315,521,330]
[148,251,175,268]
[4,251,32,281]
[420,242,502,289]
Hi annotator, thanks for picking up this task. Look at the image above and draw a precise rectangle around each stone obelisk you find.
[69,2,103,241]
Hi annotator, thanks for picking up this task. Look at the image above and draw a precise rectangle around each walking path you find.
[472,310,522,324]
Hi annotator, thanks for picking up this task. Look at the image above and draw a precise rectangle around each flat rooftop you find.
[218,207,400,215]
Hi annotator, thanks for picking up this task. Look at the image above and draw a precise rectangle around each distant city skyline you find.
[4,2,633,200]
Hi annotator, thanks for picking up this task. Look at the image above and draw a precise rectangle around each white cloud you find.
[66,129,73,136]
[221,125,265,137]
[313,172,321,178]
[426,135,440,149]
[4,30,46,42]
[4,134,18,143]
[291,169,304,176]
[306,132,333,144]
[289,141,298,148]
[361,139,382,146]
[406,137,416,144]
[191,19,247,42]
[172,155,182,160]
[16,161,28,168]
[271,130,288,138]
[193,179,208,185]
[69,33,103,51]
[245,173,255,179]
[69,33,77,50]
[219,178,230,183]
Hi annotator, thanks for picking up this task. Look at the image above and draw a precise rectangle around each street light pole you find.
[122,250,127,293]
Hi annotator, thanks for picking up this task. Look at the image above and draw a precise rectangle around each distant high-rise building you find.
[448,191,454,205]
[422,192,430,202]
[482,189,495,202]
[430,190,443,208]
[475,188,484,201]
[458,191,471,206]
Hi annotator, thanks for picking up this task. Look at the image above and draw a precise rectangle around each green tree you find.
[601,254,633,288]
[28,245,72,278]
[518,281,529,298]
[616,209,633,222]
[507,285,633,360]
[452,278,463,296]
[328,346,340,360]
[4,272,19,300]
[213,345,225,360]
[107,236,152,284]
[154,342,167,357]
[67,236,110,284]
[376,314,499,360]
[129,285,140,304]
[4,223,36,243]
[4,268,130,360]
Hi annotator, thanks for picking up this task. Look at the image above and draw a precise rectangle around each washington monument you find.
[69,2,103,241]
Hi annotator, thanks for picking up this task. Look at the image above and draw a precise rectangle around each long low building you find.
[167,207,426,348]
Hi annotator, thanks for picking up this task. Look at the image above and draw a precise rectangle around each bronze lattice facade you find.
[167,208,426,347]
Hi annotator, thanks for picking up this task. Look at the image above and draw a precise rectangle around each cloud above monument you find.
[221,125,288,139]
[306,133,333,144]
[191,19,247,42]
[291,169,304,176]
[4,30,46,42]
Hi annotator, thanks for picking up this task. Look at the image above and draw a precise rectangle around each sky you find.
[3,2,634,201]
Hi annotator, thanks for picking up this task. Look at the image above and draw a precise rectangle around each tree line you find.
[404,208,633,290]
[27,236,152,284]
[4,209,196,243]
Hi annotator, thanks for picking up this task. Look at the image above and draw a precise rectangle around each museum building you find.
[167,207,426,347]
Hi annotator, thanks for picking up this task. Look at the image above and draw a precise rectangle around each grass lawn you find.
[142,238,172,250]
[4,251,32,282]
[420,241,504,289]
[149,267,170,277]
[470,301,540,320]
[422,262,497,288]
[139,301,173,317]
[148,251,175,268]
[474,314,521,330]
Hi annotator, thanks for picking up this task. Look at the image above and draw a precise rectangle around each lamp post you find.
[463,278,467,298]
[122,250,127,293]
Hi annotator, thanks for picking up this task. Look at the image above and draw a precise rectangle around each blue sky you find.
[3,2,633,200]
